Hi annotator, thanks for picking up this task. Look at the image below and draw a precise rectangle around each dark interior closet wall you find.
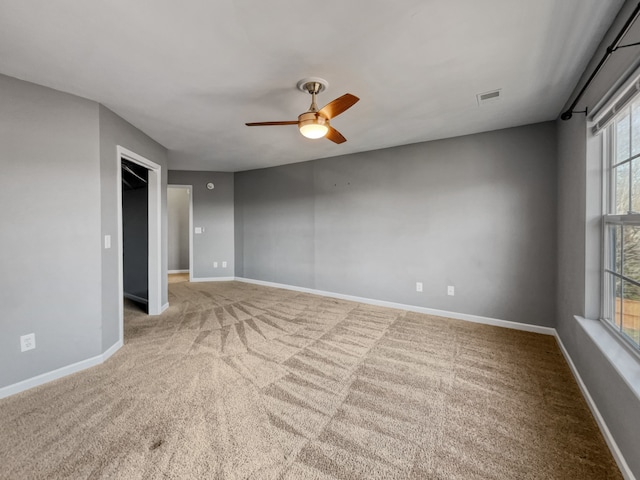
[122,160,148,302]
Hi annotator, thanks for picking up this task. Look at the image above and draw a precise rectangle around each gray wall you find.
[235,162,315,288]
[0,76,171,390]
[557,0,640,476]
[235,122,557,327]
[123,187,148,300]
[0,74,102,388]
[168,187,190,271]
[99,105,169,351]
[168,170,234,279]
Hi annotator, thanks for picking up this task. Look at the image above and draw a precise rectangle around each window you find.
[602,95,640,351]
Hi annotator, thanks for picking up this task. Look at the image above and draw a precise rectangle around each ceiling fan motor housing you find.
[298,111,327,127]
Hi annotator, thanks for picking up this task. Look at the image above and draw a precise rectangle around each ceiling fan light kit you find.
[246,77,359,144]
[298,111,328,139]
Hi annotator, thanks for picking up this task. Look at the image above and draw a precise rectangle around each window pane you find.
[617,109,631,163]
[611,224,622,273]
[603,224,621,272]
[622,281,640,345]
[615,162,630,214]
[633,101,640,157]
[615,276,623,328]
[623,225,640,282]
[633,159,640,212]
[603,272,616,324]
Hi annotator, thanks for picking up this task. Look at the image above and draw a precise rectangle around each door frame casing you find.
[116,146,162,342]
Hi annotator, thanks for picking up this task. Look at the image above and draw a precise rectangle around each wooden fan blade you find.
[318,94,359,119]
[245,121,298,126]
[326,126,346,144]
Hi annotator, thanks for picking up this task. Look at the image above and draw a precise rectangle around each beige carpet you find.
[0,281,622,479]
[168,272,189,284]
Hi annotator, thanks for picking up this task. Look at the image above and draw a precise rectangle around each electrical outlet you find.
[447,286,455,296]
[416,282,423,292]
[20,333,36,352]
[104,235,111,249]
[213,261,218,268]
[222,261,227,268]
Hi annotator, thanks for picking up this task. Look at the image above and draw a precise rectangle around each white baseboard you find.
[161,302,169,313]
[234,277,555,336]
[168,269,189,274]
[191,276,235,283]
[123,292,148,305]
[102,339,123,361]
[0,339,123,400]
[555,333,635,480]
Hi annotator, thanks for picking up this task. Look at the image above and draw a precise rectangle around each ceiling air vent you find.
[476,89,502,106]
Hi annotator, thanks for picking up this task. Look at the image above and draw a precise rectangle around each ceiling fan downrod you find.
[305,81,322,113]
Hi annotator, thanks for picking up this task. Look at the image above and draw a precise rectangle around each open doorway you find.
[122,159,149,311]
[168,185,192,283]
[116,146,162,344]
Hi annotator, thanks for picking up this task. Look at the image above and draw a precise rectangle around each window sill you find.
[575,315,640,403]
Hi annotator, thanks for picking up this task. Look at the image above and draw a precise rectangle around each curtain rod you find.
[561,1,640,121]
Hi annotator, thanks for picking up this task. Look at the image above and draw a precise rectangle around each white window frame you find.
[600,94,640,353]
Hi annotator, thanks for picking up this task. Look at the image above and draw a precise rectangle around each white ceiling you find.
[0,1,625,171]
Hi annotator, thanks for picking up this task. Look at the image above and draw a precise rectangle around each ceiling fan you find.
[245,77,359,144]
